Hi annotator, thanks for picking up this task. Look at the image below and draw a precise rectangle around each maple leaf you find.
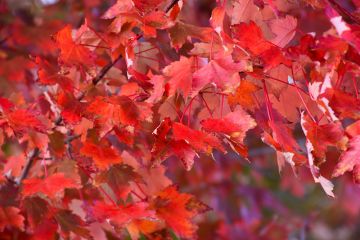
[151,185,210,239]
[57,91,84,124]
[301,114,344,159]
[86,96,140,127]
[231,0,261,24]
[329,89,360,120]
[23,197,50,229]
[80,141,122,170]
[169,140,197,171]
[95,164,143,199]
[102,0,134,19]
[55,25,95,67]
[163,56,193,98]
[147,75,166,103]
[332,136,360,183]
[142,11,174,38]
[4,109,47,135]
[201,108,256,157]
[270,15,298,48]
[168,22,215,49]
[192,55,250,96]
[35,57,73,91]
[201,109,256,140]
[0,207,25,231]
[210,6,225,32]
[232,21,289,70]
[54,209,91,238]
[22,173,79,199]
[301,112,335,197]
[152,118,197,170]
[263,120,307,172]
[172,122,225,154]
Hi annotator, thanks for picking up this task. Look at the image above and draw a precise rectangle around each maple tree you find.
[1,0,360,239]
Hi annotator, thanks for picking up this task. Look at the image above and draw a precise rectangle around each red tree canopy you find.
[1,0,360,239]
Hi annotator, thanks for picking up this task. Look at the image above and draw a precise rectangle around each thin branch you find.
[16,148,40,185]
[92,54,123,85]
[165,0,180,13]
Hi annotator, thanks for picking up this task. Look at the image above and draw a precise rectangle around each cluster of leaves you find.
[1,0,360,239]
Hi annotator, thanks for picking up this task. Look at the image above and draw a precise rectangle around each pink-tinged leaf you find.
[270,15,297,48]
[102,0,133,19]
[147,75,166,103]
[192,56,250,96]
[163,56,193,98]
[332,136,360,183]
[169,140,197,171]
[201,108,256,143]
[22,173,79,199]
[231,0,261,24]
[210,6,225,32]
[92,201,155,227]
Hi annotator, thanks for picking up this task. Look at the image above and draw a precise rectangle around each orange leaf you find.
[80,141,122,169]
[228,80,259,110]
[152,186,210,239]
[86,96,140,127]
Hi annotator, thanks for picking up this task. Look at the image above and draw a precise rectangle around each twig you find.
[165,0,180,13]
[15,148,40,185]
[92,54,123,85]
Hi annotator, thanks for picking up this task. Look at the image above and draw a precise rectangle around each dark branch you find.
[165,0,180,13]
[16,148,40,185]
[91,54,123,85]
